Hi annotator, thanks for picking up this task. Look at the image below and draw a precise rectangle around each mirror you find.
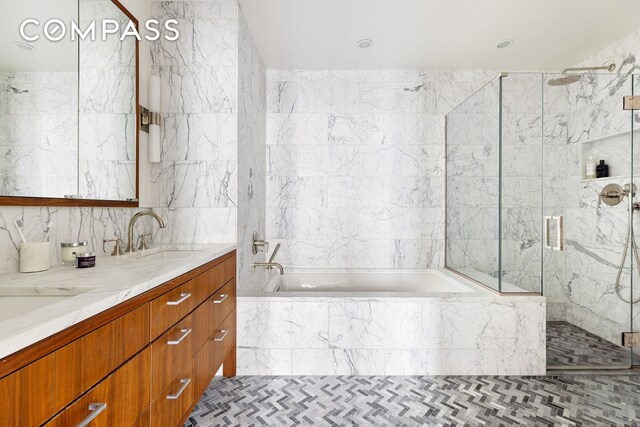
[0,0,138,205]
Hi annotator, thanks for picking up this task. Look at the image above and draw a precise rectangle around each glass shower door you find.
[543,72,635,369]
[633,73,640,366]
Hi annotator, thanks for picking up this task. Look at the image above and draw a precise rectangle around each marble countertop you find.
[0,243,236,359]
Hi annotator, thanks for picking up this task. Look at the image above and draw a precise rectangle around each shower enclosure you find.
[445,70,640,369]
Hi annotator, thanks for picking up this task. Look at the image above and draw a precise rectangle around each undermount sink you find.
[0,287,95,323]
[133,249,203,261]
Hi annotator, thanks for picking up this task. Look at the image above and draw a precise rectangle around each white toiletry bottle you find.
[585,156,596,179]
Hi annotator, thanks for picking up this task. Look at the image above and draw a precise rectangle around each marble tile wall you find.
[0,206,151,274]
[236,296,546,375]
[237,8,269,294]
[149,0,240,245]
[150,0,268,293]
[265,70,497,270]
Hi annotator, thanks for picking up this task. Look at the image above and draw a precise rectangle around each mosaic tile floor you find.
[547,322,631,368]
[184,374,640,426]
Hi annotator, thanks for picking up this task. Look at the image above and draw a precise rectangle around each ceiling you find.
[238,0,640,70]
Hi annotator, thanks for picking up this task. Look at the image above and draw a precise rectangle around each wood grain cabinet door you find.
[0,353,55,427]
[43,348,151,427]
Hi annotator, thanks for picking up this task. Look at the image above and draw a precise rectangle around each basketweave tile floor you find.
[184,374,640,426]
[547,322,631,368]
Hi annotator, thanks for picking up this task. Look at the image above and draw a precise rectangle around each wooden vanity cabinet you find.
[0,250,236,427]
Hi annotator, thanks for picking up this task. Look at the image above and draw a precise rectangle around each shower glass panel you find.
[500,74,543,294]
[445,78,501,292]
[445,70,638,368]
[543,72,634,369]
[632,73,639,367]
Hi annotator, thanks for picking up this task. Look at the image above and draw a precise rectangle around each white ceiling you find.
[238,0,640,70]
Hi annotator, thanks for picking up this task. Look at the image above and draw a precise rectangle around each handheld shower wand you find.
[603,183,640,304]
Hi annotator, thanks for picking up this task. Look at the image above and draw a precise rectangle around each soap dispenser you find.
[596,160,609,178]
[585,156,596,179]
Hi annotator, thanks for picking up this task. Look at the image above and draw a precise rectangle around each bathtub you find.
[239,269,546,376]
[263,270,474,294]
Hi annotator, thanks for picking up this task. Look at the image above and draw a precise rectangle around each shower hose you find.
[615,215,640,304]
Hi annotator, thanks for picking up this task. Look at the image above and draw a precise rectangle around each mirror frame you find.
[0,0,139,208]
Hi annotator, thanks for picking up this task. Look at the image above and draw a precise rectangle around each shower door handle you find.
[544,216,564,251]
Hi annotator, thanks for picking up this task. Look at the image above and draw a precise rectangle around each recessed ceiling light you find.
[496,39,513,49]
[14,41,36,51]
[357,39,373,49]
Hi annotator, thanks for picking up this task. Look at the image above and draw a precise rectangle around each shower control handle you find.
[598,183,627,207]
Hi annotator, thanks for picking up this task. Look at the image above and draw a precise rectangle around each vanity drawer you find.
[150,280,195,340]
[43,348,150,427]
[0,304,149,427]
[53,303,149,409]
[211,278,236,331]
[192,268,222,311]
[151,314,194,400]
[151,361,193,427]
[0,353,55,427]
[211,311,236,372]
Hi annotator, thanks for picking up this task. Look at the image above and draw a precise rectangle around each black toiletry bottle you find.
[596,160,609,178]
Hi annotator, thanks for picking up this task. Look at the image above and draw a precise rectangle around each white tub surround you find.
[237,271,545,376]
[0,244,236,359]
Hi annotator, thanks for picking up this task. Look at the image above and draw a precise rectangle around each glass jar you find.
[61,241,88,265]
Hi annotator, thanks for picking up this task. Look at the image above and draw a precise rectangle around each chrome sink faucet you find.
[126,210,166,253]
[254,243,284,275]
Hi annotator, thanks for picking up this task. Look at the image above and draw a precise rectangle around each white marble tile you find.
[327,301,422,349]
[237,301,329,349]
[391,239,444,268]
[193,19,238,67]
[266,177,328,208]
[237,293,546,376]
[327,177,390,208]
[266,113,328,146]
[237,348,291,375]
[159,65,236,114]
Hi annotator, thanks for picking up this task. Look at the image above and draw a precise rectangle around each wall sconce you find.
[140,75,161,163]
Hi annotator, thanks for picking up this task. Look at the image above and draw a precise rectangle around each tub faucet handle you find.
[252,231,269,254]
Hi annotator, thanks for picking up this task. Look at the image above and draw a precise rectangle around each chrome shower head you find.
[547,74,581,86]
[547,63,616,86]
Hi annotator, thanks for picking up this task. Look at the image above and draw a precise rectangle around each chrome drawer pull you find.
[213,294,228,304]
[214,329,229,342]
[166,378,191,400]
[167,328,192,345]
[76,402,107,427]
[166,292,191,306]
